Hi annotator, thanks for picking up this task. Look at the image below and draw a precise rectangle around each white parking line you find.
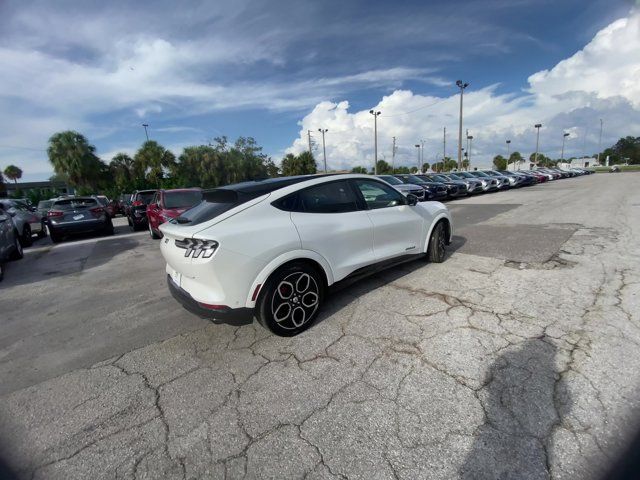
[27,231,148,254]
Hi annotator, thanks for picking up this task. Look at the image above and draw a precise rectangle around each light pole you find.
[597,119,603,165]
[467,135,473,170]
[318,128,328,173]
[414,144,421,172]
[534,123,542,166]
[505,140,511,170]
[142,123,149,141]
[561,132,570,163]
[369,110,381,174]
[456,80,469,170]
[420,139,425,171]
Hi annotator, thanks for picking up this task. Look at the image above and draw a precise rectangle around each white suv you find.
[159,174,453,336]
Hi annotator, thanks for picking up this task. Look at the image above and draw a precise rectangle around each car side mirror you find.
[406,194,418,206]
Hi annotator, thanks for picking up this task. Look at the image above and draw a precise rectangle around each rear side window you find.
[275,181,359,214]
[135,191,156,205]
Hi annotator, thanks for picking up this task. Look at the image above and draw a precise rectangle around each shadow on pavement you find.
[460,338,565,479]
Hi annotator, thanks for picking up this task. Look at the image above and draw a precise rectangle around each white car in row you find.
[159,174,453,336]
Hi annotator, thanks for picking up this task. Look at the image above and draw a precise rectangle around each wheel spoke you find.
[271,271,320,330]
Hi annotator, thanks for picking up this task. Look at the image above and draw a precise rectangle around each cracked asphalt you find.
[1,173,639,479]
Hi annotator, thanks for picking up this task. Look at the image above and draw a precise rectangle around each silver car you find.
[0,199,43,246]
[377,175,426,201]
[0,204,24,281]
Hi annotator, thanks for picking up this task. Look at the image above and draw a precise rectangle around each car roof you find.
[215,174,337,195]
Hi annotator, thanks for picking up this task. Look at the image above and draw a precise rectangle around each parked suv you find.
[376,175,426,201]
[159,175,452,336]
[0,199,43,246]
[147,188,203,239]
[126,189,157,231]
[0,204,23,281]
[47,197,114,243]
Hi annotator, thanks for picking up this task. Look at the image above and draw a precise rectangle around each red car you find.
[146,188,203,239]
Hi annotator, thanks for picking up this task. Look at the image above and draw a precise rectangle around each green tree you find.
[396,166,411,174]
[281,152,318,176]
[351,166,368,174]
[461,159,469,170]
[600,136,640,165]
[134,141,177,188]
[265,159,280,177]
[442,157,457,172]
[410,166,418,173]
[509,151,523,168]
[47,131,107,192]
[3,165,22,183]
[422,162,430,172]
[493,155,507,170]
[109,153,135,192]
[376,159,392,174]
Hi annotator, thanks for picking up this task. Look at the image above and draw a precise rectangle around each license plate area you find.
[73,214,85,220]
[170,268,182,287]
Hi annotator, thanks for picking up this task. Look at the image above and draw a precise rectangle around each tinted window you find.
[176,189,242,225]
[297,181,359,214]
[53,198,98,210]
[164,190,203,209]
[377,175,402,185]
[354,179,405,210]
[135,191,156,204]
[96,197,108,206]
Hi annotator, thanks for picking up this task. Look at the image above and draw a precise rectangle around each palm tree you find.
[134,141,176,188]
[3,165,22,183]
[47,131,105,190]
[109,153,135,191]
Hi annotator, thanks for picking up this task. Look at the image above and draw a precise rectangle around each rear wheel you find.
[256,262,324,336]
[427,222,447,263]
[49,227,62,244]
[103,219,114,236]
[10,232,23,259]
[37,221,47,238]
[20,225,32,247]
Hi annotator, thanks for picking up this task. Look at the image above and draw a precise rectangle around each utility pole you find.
[534,123,542,166]
[142,123,149,141]
[420,139,425,172]
[307,130,312,154]
[369,110,381,174]
[456,80,469,170]
[391,136,397,174]
[442,126,446,173]
[506,140,511,170]
[414,144,421,172]
[597,119,603,165]
[465,129,470,158]
[467,135,473,170]
[561,132,570,162]
[318,128,328,173]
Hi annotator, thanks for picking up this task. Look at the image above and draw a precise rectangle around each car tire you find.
[20,225,32,247]
[427,221,447,263]
[49,228,62,244]
[149,222,161,239]
[10,232,23,260]
[256,262,325,337]
[0,263,4,282]
[38,221,47,238]
[104,219,114,236]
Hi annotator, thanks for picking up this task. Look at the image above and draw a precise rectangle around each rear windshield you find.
[164,190,202,209]
[175,189,245,225]
[38,200,53,209]
[378,175,402,185]
[135,191,156,204]
[96,197,108,206]
[53,199,98,210]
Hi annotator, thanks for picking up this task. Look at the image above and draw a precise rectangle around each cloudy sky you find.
[0,0,638,180]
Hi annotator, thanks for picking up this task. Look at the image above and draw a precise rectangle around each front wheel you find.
[427,222,447,263]
[38,222,47,238]
[256,262,324,337]
[10,232,23,260]
[20,225,32,247]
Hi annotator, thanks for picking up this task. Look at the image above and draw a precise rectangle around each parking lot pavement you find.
[1,173,639,479]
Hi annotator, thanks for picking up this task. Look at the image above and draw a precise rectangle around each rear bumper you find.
[167,276,251,321]
[49,219,107,234]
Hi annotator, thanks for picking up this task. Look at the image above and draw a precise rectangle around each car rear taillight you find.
[47,210,64,217]
[132,200,143,206]
[90,207,104,215]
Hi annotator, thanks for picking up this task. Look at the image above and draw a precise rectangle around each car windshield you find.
[456,172,475,179]
[176,189,244,225]
[38,200,53,209]
[402,175,427,184]
[377,175,403,185]
[432,175,451,182]
[53,198,98,210]
[471,171,490,177]
[136,191,156,204]
[164,190,203,209]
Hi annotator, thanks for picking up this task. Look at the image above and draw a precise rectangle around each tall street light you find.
[369,110,381,174]
[142,123,149,141]
[414,144,421,172]
[506,140,511,170]
[561,132,570,162]
[456,80,469,170]
[534,123,542,166]
[467,134,473,170]
[318,128,328,173]
[597,119,603,165]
